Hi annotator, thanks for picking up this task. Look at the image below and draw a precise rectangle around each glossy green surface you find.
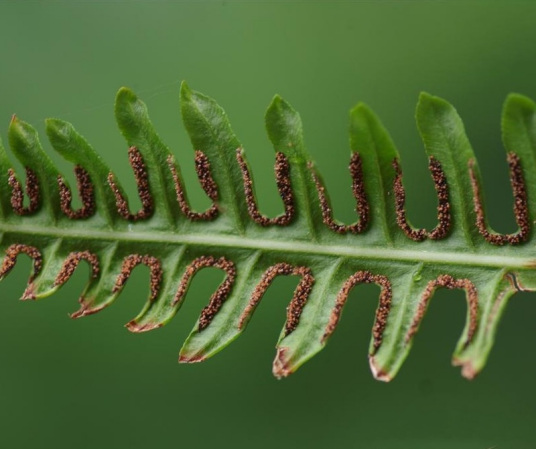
[1,2,535,448]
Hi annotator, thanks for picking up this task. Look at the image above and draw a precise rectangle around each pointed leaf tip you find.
[9,114,25,131]
[504,92,536,110]
[180,80,191,96]
[267,94,293,115]
[350,102,375,119]
[417,91,452,113]
[180,81,201,105]
[266,94,299,125]
[351,101,368,112]
[115,87,144,117]
[45,117,59,128]
[45,117,69,137]
[116,86,138,103]
[115,86,154,140]
[270,93,283,105]
[419,91,445,102]
[180,82,215,112]
[264,93,306,162]
[418,91,434,101]
[8,116,36,144]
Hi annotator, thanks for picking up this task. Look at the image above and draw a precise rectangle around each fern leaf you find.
[1,82,534,381]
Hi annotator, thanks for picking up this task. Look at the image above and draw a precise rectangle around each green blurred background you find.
[1,1,535,448]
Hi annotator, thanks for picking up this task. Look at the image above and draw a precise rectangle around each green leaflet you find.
[0,82,534,381]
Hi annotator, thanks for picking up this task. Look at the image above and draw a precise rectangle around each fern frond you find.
[1,82,535,381]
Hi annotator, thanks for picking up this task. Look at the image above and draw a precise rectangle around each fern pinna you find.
[1,82,535,381]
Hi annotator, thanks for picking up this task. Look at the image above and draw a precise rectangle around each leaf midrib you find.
[1,223,532,269]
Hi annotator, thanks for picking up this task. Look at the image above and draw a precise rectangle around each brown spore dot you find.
[58,165,96,219]
[0,244,42,282]
[406,274,478,349]
[54,251,99,287]
[172,256,236,331]
[167,152,219,221]
[113,254,163,302]
[8,167,40,215]
[309,152,369,234]
[392,157,451,241]
[239,263,314,336]
[322,270,392,353]
[469,153,530,245]
[236,149,295,226]
[108,147,153,221]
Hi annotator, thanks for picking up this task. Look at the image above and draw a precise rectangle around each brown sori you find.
[167,151,219,221]
[393,156,451,241]
[322,270,392,352]
[8,167,40,215]
[469,152,530,245]
[108,146,153,220]
[0,244,42,282]
[113,254,163,302]
[406,274,478,348]
[309,152,369,234]
[236,149,294,226]
[54,251,100,287]
[239,263,314,335]
[57,165,96,219]
[172,256,236,331]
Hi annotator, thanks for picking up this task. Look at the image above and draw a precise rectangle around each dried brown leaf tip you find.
[469,152,530,245]
[406,274,478,348]
[113,254,163,302]
[167,151,219,221]
[70,300,106,319]
[54,251,99,287]
[393,156,451,241]
[309,152,369,234]
[322,271,392,353]
[8,167,40,215]
[172,256,236,331]
[58,166,95,219]
[240,263,314,335]
[108,147,153,221]
[272,346,293,379]
[236,149,294,226]
[0,244,42,282]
